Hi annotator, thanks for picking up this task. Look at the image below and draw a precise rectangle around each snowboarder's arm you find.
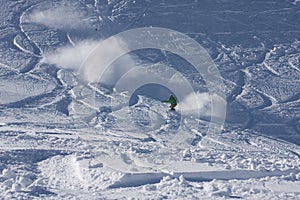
[162,100,170,103]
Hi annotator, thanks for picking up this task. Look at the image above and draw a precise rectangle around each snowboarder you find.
[162,95,177,111]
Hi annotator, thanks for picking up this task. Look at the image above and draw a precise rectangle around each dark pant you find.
[169,104,177,110]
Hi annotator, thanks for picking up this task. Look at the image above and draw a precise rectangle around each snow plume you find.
[80,38,135,84]
[179,92,226,118]
[43,38,135,84]
[43,40,97,70]
[27,3,89,30]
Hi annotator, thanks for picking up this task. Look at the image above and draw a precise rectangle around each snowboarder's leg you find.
[169,103,177,111]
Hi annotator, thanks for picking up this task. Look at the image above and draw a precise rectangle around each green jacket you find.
[162,95,177,105]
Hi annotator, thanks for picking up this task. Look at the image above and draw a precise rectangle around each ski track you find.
[262,62,281,77]
[18,3,44,58]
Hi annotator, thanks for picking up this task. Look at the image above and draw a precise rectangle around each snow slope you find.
[0,0,300,199]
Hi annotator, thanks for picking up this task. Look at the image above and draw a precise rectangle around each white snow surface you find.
[0,0,300,199]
